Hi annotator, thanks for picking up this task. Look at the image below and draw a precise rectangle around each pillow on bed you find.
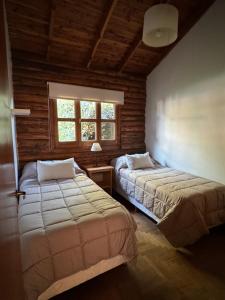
[126,152,154,170]
[20,158,86,184]
[20,161,37,181]
[111,155,128,172]
[37,158,75,182]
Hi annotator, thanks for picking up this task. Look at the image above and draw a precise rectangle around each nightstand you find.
[86,166,114,195]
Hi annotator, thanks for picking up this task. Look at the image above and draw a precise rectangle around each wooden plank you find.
[6,0,216,76]
[46,0,56,60]
[118,29,142,73]
[12,50,146,83]
[86,0,118,68]
[7,0,49,14]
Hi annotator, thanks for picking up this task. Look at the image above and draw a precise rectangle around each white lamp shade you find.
[91,143,102,152]
[142,4,179,47]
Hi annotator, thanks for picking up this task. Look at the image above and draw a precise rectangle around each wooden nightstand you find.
[86,166,114,195]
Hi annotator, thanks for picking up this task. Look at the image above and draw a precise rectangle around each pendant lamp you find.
[142,4,179,47]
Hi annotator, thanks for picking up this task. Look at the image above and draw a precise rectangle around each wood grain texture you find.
[86,166,113,194]
[0,1,24,298]
[46,0,56,60]
[12,53,146,169]
[87,0,118,68]
[5,0,216,76]
[52,194,225,300]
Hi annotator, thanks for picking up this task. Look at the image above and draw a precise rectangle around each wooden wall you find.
[12,56,146,168]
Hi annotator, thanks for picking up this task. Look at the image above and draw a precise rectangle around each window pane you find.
[58,121,76,142]
[101,102,115,119]
[57,99,75,118]
[81,122,96,141]
[80,101,96,119]
[101,122,115,140]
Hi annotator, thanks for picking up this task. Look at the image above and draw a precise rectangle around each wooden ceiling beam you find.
[12,49,147,81]
[10,27,133,50]
[86,0,118,69]
[46,0,56,60]
[7,0,215,76]
[118,29,142,73]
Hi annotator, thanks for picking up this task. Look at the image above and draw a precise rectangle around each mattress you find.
[115,166,225,247]
[19,174,137,300]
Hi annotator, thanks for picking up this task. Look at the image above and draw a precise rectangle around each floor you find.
[53,195,225,300]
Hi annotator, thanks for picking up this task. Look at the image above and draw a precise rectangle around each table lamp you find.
[91,142,102,167]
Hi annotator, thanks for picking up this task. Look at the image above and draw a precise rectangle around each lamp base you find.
[95,153,98,167]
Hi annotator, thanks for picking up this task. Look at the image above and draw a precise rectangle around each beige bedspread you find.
[19,174,137,300]
[118,167,225,247]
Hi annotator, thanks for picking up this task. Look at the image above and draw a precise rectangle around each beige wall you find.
[146,0,225,184]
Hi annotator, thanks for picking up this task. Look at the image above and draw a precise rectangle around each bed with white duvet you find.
[112,153,225,248]
[18,159,137,300]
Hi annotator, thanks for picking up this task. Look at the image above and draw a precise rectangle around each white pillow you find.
[37,158,75,182]
[111,155,128,172]
[19,162,37,182]
[126,152,155,170]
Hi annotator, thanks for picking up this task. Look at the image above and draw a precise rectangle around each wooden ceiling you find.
[6,0,215,77]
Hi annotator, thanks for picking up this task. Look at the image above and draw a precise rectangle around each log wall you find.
[12,57,146,168]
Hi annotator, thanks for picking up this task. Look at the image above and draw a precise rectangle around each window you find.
[101,103,116,140]
[50,98,119,149]
[80,101,97,141]
[56,99,76,142]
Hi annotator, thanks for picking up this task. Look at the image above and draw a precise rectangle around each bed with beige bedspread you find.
[19,173,137,300]
[116,166,225,247]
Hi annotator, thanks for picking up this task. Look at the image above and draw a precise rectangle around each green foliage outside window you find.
[81,122,96,141]
[80,101,96,119]
[101,122,115,140]
[55,99,116,143]
[58,121,76,142]
[57,99,75,118]
[101,102,115,119]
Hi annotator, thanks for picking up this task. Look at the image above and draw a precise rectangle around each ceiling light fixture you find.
[142,4,179,47]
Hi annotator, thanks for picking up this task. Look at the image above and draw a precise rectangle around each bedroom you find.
[0,0,225,299]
